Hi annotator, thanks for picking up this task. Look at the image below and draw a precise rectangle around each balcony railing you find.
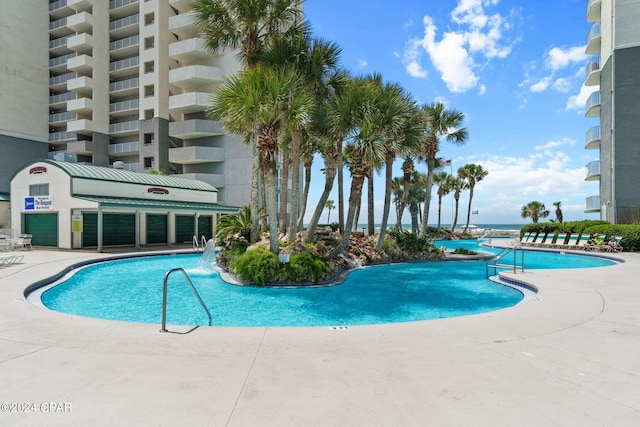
[48,132,77,143]
[109,98,139,113]
[585,125,600,150]
[109,34,139,52]
[108,141,139,155]
[49,52,75,68]
[49,17,67,31]
[49,71,76,86]
[585,195,600,213]
[586,91,600,118]
[49,91,76,105]
[109,77,139,92]
[49,111,77,123]
[585,160,600,181]
[49,0,68,12]
[109,0,139,10]
[109,120,140,134]
[109,56,139,72]
[585,55,600,86]
[109,14,139,31]
[586,22,601,55]
[587,0,602,22]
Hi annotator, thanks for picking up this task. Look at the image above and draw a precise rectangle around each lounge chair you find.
[528,233,548,247]
[576,235,591,250]
[549,233,567,248]
[562,234,580,249]
[0,254,23,267]
[0,236,11,251]
[14,234,32,251]
[611,236,624,252]
[517,232,532,246]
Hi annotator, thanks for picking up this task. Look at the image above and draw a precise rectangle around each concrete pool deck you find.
[1,249,639,426]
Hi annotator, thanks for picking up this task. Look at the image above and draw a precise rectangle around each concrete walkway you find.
[0,249,639,426]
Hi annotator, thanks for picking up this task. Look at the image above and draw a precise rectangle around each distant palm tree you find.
[450,175,469,231]
[553,201,563,223]
[434,171,452,232]
[458,163,488,233]
[325,200,335,223]
[521,201,550,223]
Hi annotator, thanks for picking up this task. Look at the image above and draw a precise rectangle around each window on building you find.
[144,157,155,169]
[144,133,154,145]
[29,184,49,196]
[144,109,154,120]
[144,61,154,74]
[144,37,154,50]
[144,13,155,26]
[144,85,154,98]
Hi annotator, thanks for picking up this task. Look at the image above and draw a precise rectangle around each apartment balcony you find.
[169,92,210,114]
[67,54,94,74]
[108,141,139,156]
[67,33,94,55]
[168,13,199,39]
[68,0,93,12]
[109,14,140,39]
[67,119,95,135]
[67,139,95,155]
[109,99,139,116]
[49,151,78,162]
[49,111,77,125]
[585,195,601,213]
[169,0,193,13]
[67,11,93,33]
[49,53,75,72]
[49,35,71,55]
[169,146,225,165]
[49,17,71,37]
[585,91,600,118]
[49,0,73,19]
[109,0,139,19]
[109,56,139,78]
[109,35,139,59]
[109,77,139,96]
[585,126,601,150]
[49,71,76,89]
[174,173,224,189]
[586,0,602,22]
[67,75,94,96]
[48,131,77,143]
[67,97,94,114]
[169,119,224,139]
[586,22,601,55]
[169,65,224,89]
[585,160,600,181]
[49,91,76,107]
[169,38,211,63]
[109,120,140,135]
[585,56,600,86]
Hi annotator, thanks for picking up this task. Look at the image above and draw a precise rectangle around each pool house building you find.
[10,160,239,250]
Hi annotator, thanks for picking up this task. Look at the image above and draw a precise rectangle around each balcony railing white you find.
[49,111,77,123]
[49,53,75,68]
[109,14,139,31]
[109,56,139,72]
[109,77,139,92]
[49,92,76,104]
[49,72,76,86]
[109,99,139,113]
[49,0,68,12]
[49,17,68,31]
[585,160,600,181]
[586,91,600,118]
[109,34,139,52]
[108,141,139,154]
[585,195,600,212]
[585,125,600,150]
[109,0,139,10]
[109,120,140,134]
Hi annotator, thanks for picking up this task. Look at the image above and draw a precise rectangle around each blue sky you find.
[302,0,599,225]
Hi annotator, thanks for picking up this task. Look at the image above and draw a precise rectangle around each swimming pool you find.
[35,240,616,328]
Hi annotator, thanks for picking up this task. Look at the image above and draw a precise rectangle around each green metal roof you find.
[19,160,217,192]
[0,193,9,202]
[75,196,240,212]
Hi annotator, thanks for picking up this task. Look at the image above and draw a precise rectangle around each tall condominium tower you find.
[584,0,640,223]
[1,0,252,212]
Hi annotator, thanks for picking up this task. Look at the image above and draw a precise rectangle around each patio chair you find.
[0,236,11,251]
[549,233,567,248]
[517,232,532,246]
[14,234,32,251]
[528,233,548,247]
[576,235,592,250]
[562,234,580,249]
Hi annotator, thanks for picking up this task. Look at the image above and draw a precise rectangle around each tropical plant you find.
[230,246,281,286]
[458,163,488,233]
[418,102,468,237]
[434,171,453,232]
[325,200,335,223]
[521,201,550,223]
[553,201,564,223]
[281,252,328,283]
[450,175,469,231]
[215,206,254,241]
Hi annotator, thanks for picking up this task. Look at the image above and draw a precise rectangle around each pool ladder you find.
[160,267,212,332]
[486,246,525,277]
[192,235,207,252]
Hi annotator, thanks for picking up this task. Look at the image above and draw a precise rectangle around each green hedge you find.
[520,220,640,251]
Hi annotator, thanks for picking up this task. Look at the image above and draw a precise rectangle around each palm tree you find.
[325,200,335,223]
[458,163,488,233]
[553,201,564,223]
[434,171,452,232]
[193,0,303,243]
[418,102,468,237]
[521,201,550,223]
[450,175,468,231]
[209,65,312,253]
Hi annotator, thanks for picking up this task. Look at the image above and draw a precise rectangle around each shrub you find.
[453,248,477,255]
[281,252,328,283]
[230,246,280,286]
[386,229,436,254]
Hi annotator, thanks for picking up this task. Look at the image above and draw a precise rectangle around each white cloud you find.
[566,83,598,112]
[402,0,515,93]
[546,46,587,71]
[358,59,368,69]
[530,77,551,93]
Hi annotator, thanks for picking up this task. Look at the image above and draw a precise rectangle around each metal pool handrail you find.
[160,267,212,332]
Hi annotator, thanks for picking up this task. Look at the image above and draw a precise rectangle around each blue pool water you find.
[39,240,616,327]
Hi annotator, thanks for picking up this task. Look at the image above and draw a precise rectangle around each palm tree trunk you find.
[329,174,365,259]
[420,157,436,236]
[437,194,443,232]
[463,186,474,234]
[278,150,289,234]
[250,143,260,243]
[337,141,345,233]
[452,195,460,231]
[264,157,279,253]
[367,170,374,236]
[303,161,337,243]
[376,154,394,250]
[295,153,313,232]
[287,131,302,241]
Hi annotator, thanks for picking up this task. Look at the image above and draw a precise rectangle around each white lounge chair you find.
[576,235,591,250]
[549,233,567,248]
[0,236,11,251]
[14,234,32,251]
[563,234,579,249]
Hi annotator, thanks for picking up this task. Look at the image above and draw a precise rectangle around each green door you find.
[82,213,98,247]
[198,215,213,241]
[146,214,167,244]
[24,213,58,247]
[175,215,195,243]
[103,213,135,246]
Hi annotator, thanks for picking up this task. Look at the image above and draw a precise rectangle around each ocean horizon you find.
[353,224,525,232]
